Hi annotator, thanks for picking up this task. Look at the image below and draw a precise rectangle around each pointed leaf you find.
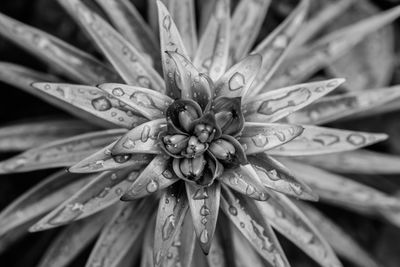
[0,171,90,236]
[0,220,31,254]
[244,79,345,123]
[30,168,138,231]
[268,125,387,156]
[297,203,380,267]
[249,154,317,201]
[285,85,400,125]
[141,216,155,267]
[111,119,166,155]
[157,0,189,99]
[249,0,310,96]
[241,122,304,154]
[86,201,154,267]
[186,182,220,254]
[58,0,165,92]
[0,129,125,174]
[229,0,271,63]
[0,118,95,152]
[281,160,400,211]
[193,0,230,80]
[37,211,109,267]
[231,226,266,267]
[177,212,196,267]
[215,54,262,98]
[32,83,148,129]
[121,155,178,200]
[292,149,400,174]
[252,193,343,267]
[221,189,290,267]
[98,83,173,120]
[219,165,270,201]
[153,184,188,266]
[0,12,118,84]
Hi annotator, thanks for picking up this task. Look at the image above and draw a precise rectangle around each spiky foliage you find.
[0,0,400,266]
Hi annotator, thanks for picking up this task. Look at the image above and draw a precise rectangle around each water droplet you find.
[228,206,238,216]
[200,205,210,216]
[289,183,303,195]
[313,134,340,146]
[268,169,280,181]
[246,185,255,196]
[240,222,245,228]
[347,133,366,146]
[48,203,83,226]
[91,96,112,111]
[162,169,174,179]
[274,131,286,142]
[193,188,209,200]
[141,125,151,142]
[130,92,153,107]
[252,134,268,147]
[112,87,124,97]
[97,187,110,198]
[146,180,159,193]
[162,214,176,240]
[110,173,118,180]
[228,72,245,91]
[115,188,123,196]
[163,15,172,31]
[273,34,288,48]
[137,76,151,88]
[113,154,131,163]
[123,138,135,149]
[201,217,208,225]
[199,229,209,243]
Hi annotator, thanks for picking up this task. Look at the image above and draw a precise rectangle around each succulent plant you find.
[1,0,400,266]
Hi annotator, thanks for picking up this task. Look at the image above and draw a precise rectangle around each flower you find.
[0,0,400,267]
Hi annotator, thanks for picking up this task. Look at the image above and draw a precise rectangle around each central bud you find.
[159,98,247,186]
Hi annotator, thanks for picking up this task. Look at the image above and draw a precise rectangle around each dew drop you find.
[199,229,209,244]
[240,222,245,228]
[91,96,112,111]
[123,138,135,149]
[130,92,153,107]
[115,188,123,196]
[200,205,210,216]
[201,217,208,225]
[163,15,172,31]
[252,134,268,147]
[274,131,286,142]
[162,169,174,179]
[97,187,110,198]
[48,203,83,226]
[112,87,124,97]
[246,185,255,196]
[193,188,209,200]
[289,183,303,195]
[146,180,159,193]
[113,154,131,163]
[347,133,366,146]
[228,206,238,216]
[162,214,176,240]
[141,125,151,142]
[228,72,245,91]
[268,169,280,181]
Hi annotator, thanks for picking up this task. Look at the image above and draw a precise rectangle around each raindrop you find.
[123,139,135,149]
[162,214,176,240]
[199,229,209,244]
[112,87,124,97]
[201,218,208,225]
[274,131,286,142]
[228,72,245,91]
[252,134,268,147]
[91,96,112,111]
[193,188,209,200]
[347,133,366,146]
[246,185,255,196]
[268,169,280,181]
[289,183,303,195]
[97,187,110,198]
[141,125,151,142]
[272,34,288,48]
[48,203,83,226]
[113,154,131,163]
[137,76,151,88]
[240,222,245,228]
[200,205,210,216]
[146,180,159,193]
[228,206,238,216]
[162,169,174,179]
[130,92,153,107]
[163,15,172,31]
[115,188,123,196]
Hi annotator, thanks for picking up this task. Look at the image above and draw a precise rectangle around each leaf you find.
[98,83,173,120]
[285,85,400,125]
[166,0,198,58]
[140,216,155,267]
[121,155,178,200]
[297,203,381,267]
[240,122,304,154]
[229,0,271,63]
[268,4,400,89]
[268,125,387,156]
[214,54,262,98]
[218,165,270,201]
[186,182,221,254]
[32,83,148,129]
[280,160,400,211]
[291,149,400,174]
[94,0,160,64]
[252,193,343,267]
[58,0,165,93]
[249,0,310,97]
[193,0,230,80]
[157,0,189,99]
[0,171,90,236]
[37,211,109,267]
[0,12,118,84]
[0,220,31,254]
[221,189,290,267]
[153,184,188,266]
[111,119,166,155]
[0,129,125,174]
[231,226,266,267]
[86,201,154,267]
[0,118,95,152]
[244,79,345,123]
[248,154,317,200]
[30,168,138,231]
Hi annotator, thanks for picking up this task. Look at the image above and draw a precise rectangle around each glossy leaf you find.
[32,83,148,129]
[249,0,310,96]
[30,168,138,231]
[186,182,221,254]
[193,0,230,80]
[285,85,400,125]
[219,165,270,201]
[206,232,226,267]
[244,79,345,123]
[240,122,304,154]
[0,129,125,174]
[111,119,166,155]
[281,160,400,211]
[157,0,189,99]
[249,154,317,201]
[121,155,178,200]
[98,83,173,120]
[231,226,266,267]
[0,171,90,236]
[221,190,290,267]
[268,125,387,156]
[59,0,165,92]
[214,54,262,98]
[0,12,118,84]
[229,0,271,63]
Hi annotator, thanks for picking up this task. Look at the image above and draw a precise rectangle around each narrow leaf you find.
[186,182,221,254]
[206,232,226,267]
[231,226,266,267]
[268,125,388,156]
[244,79,345,123]
[241,122,304,154]
[0,129,125,174]
[193,0,230,81]
[30,168,138,232]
